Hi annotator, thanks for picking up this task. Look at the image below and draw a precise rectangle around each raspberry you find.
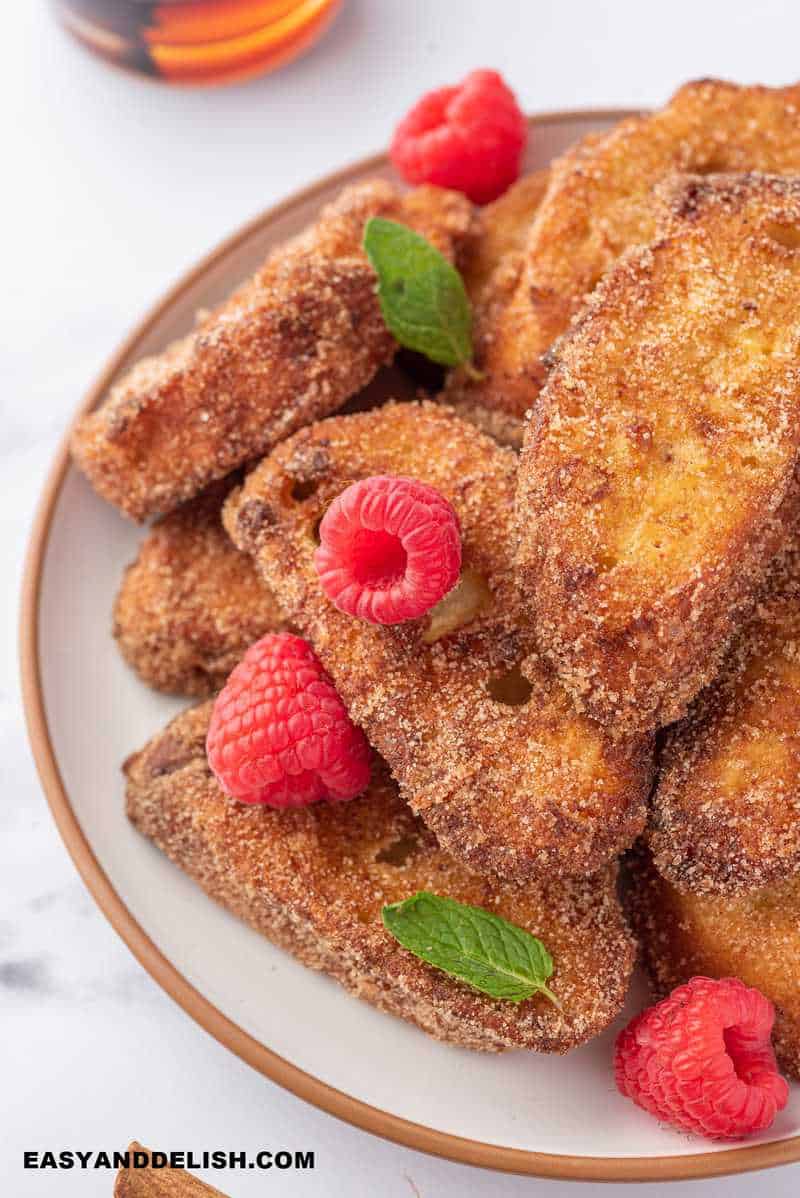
[313,476,461,625]
[206,633,371,808]
[390,69,527,205]
[615,977,789,1141]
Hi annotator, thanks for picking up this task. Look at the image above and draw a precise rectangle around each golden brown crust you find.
[448,140,607,444]
[461,169,551,305]
[446,168,557,449]
[115,1142,229,1197]
[71,181,475,521]
[446,169,551,448]
[126,704,636,1053]
[455,79,800,424]
[114,480,286,697]
[649,541,800,895]
[447,133,603,429]
[517,174,800,734]
[627,845,800,1080]
[224,402,652,883]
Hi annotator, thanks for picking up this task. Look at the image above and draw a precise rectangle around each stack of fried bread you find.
[74,82,800,1070]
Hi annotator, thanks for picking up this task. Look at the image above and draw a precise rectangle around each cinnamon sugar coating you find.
[126,703,636,1053]
[114,481,286,697]
[461,169,551,306]
[71,181,475,521]
[448,168,551,447]
[224,402,652,883]
[649,540,800,895]
[446,139,599,444]
[454,79,800,425]
[517,174,800,734]
[627,845,800,1080]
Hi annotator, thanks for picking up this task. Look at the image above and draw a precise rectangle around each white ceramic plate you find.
[22,111,800,1181]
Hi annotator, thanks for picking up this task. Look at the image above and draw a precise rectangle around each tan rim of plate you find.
[20,110,800,1183]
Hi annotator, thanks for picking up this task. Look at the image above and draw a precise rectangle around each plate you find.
[21,111,800,1181]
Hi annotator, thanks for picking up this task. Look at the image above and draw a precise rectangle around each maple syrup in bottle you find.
[52,0,342,86]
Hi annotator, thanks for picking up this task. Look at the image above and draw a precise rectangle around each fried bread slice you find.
[112,366,419,697]
[71,180,475,521]
[448,140,600,445]
[649,539,800,895]
[627,845,800,1080]
[454,79,800,426]
[126,703,636,1053]
[450,168,551,447]
[224,402,652,883]
[517,174,800,734]
[461,168,551,305]
[114,480,286,697]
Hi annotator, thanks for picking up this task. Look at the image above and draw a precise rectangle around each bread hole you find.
[310,514,324,546]
[290,477,320,502]
[375,833,420,866]
[741,455,759,470]
[766,222,800,250]
[488,664,533,707]
[423,569,491,643]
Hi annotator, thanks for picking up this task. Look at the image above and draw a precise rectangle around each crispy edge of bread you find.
[71,181,476,521]
[223,401,652,883]
[455,79,800,424]
[516,173,800,734]
[113,480,286,697]
[649,540,800,895]
[627,845,800,1080]
[126,703,636,1053]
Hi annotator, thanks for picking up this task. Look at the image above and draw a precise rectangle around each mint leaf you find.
[382,891,560,1006]
[363,217,475,369]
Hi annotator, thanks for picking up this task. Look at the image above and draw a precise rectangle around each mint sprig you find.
[363,217,478,372]
[382,891,560,1006]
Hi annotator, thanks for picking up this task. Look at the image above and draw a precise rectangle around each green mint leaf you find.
[381,891,560,1006]
[363,217,475,368]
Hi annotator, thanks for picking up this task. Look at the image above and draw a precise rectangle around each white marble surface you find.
[4,2,800,1193]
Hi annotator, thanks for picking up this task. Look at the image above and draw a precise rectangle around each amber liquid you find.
[53,0,342,85]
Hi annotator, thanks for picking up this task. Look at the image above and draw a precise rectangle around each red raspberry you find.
[313,475,461,625]
[615,977,789,1141]
[206,633,371,808]
[390,69,527,204]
